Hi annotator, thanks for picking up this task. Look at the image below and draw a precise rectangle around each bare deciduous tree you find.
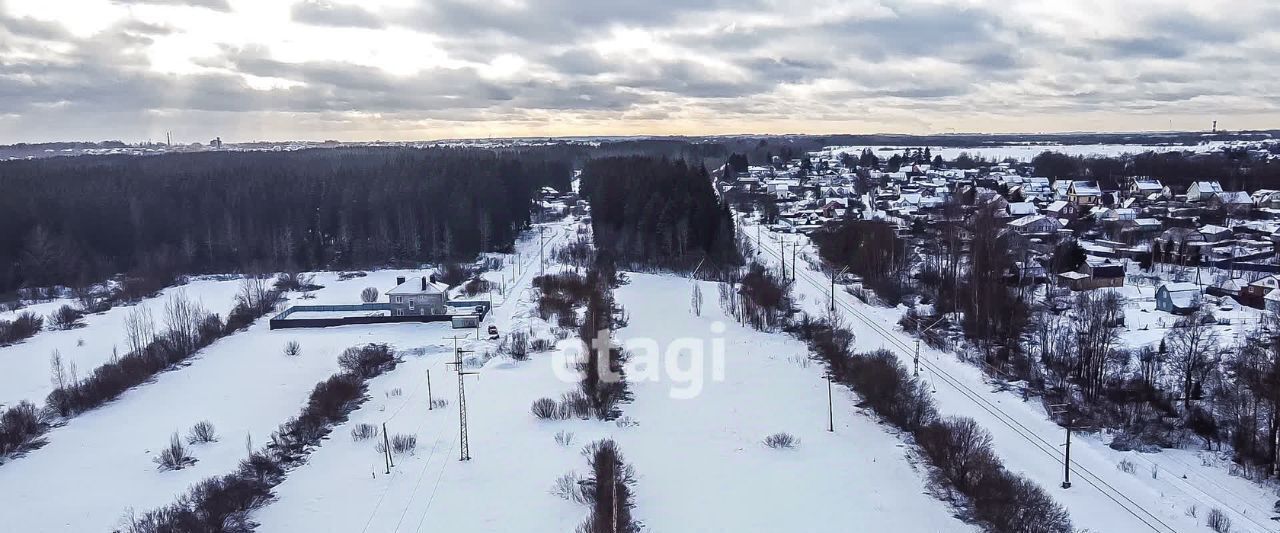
[163,290,207,355]
[360,287,379,303]
[1165,311,1220,410]
[237,276,273,314]
[1074,290,1125,402]
[124,305,156,356]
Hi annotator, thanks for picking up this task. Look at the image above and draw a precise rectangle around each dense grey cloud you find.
[291,1,383,29]
[1,0,1278,143]
[109,0,231,11]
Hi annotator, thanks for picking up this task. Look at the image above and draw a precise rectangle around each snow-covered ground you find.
[0,297,72,322]
[9,209,1275,533]
[1115,270,1271,351]
[252,219,970,532]
[822,142,1232,163]
[0,222,572,532]
[0,278,246,409]
[0,269,481,532]
[745,219,1280,533]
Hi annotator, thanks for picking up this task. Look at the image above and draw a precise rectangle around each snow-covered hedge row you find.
[0,289,282,464]
[791,317,1073,533]
[531,266,631,421]
[123,343,399,533]
[0,311,42,346]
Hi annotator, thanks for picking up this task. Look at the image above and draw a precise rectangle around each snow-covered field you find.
[746,219,1280,533]
[0,278,246,409]
[252,271,971,532]
[6,212,1277,533]
[822,142,1231,163]
[0,269,470,532]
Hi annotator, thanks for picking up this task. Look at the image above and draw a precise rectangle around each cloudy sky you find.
[1,0,1277,143]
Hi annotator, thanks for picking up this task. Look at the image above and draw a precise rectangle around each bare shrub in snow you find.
[531,397,562,420]
[390,434,417,455]
[1206,508,1231,533]
[188,421,218,444]
[274,272,320,292]
[49,304,86,330]
[615,416,638,428]
[430,398,449,409]
[283,340,301,357]
[555,430,575,447]
[763,432,798,449]
[351,423,378,442]
[0,401,45,457]
[530,338,556,352]
[505,331,530,361]
[560,391,593,419]
[551,472,590,504]
[360,287,379,303]
[385,387,403,398]
[337,343,396,379]
[155,432,196,471]
[0,311,43,345]
[462,277,491,296]
[1117,459,1136,474]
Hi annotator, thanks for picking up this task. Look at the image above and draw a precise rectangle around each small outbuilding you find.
[1156,282,1201,314]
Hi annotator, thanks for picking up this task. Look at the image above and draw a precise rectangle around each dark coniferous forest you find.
[0,147,569,294]
[580,156,740,270]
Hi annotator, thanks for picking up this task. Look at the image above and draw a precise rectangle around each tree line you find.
[579,156,740,272]
[0,147,570,296]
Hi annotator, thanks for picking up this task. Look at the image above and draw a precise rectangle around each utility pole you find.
[539,227,546,278]
[826,371,835,432]
[1062,418,1073,489]
[779,238,787,281]
[426,369,433,411]
[914,337,922,378]
[792,239,798,281]
[445,337,478,461]
[831,266,849,312]
[1049,404,1072,488]
[915,316,947,378]
[382,422,394,472]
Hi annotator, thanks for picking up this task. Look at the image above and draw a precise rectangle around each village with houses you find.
[719,144,1280,331]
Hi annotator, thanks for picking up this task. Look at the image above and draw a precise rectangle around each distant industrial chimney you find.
[1212,120,1218,133]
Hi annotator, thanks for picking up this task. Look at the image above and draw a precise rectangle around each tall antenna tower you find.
[445,336,478,461]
